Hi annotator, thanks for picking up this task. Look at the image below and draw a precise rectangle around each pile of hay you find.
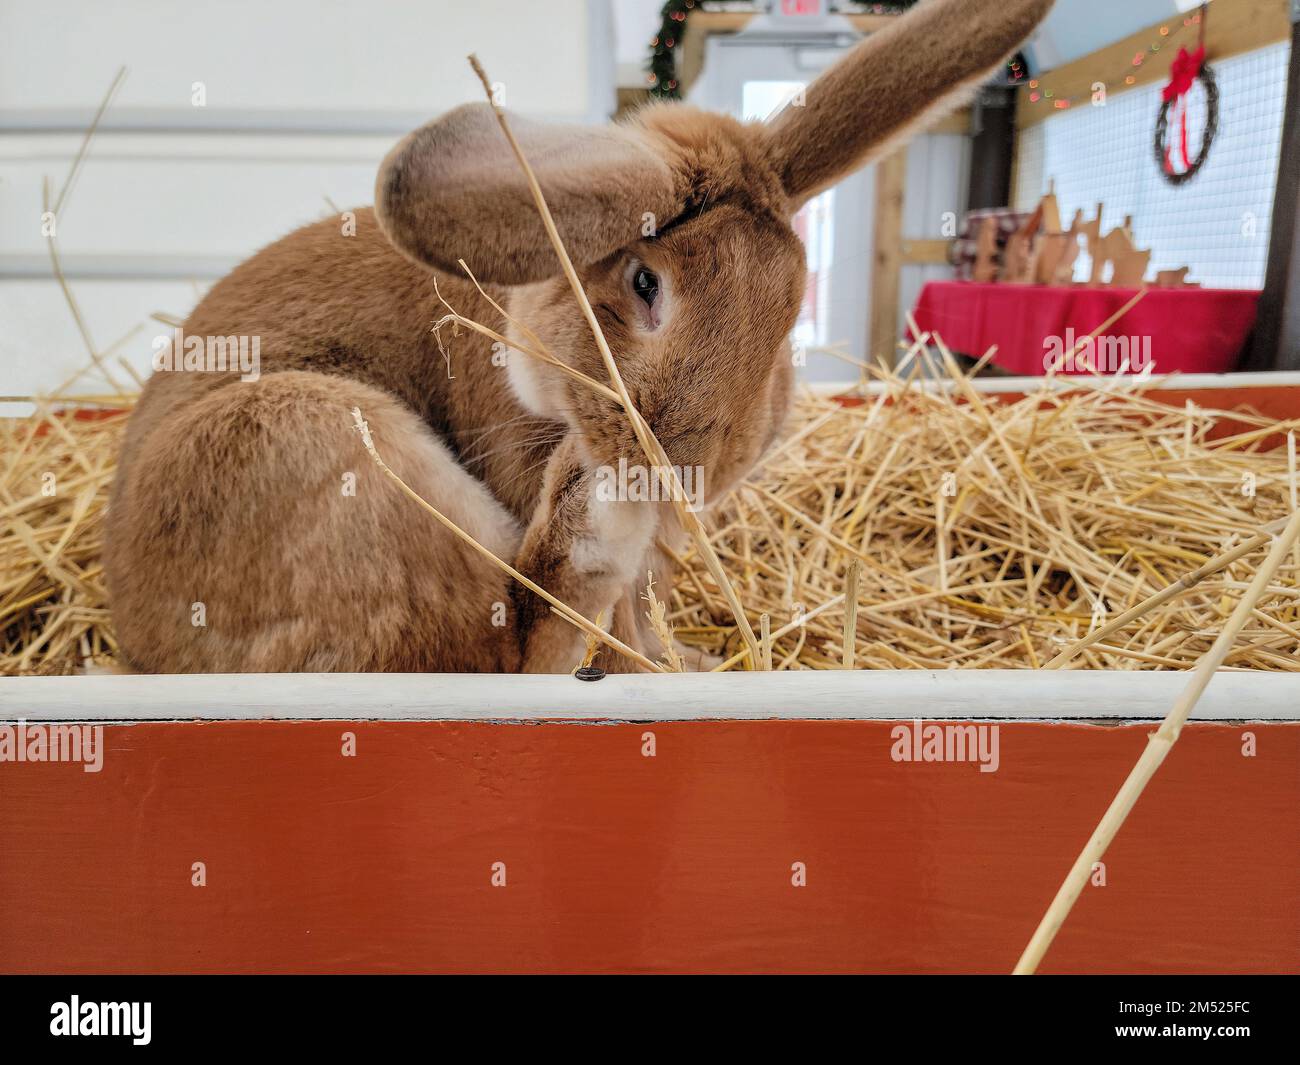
[670,364,1300,671]
[1,402,131,675]
[3,364,1298,675]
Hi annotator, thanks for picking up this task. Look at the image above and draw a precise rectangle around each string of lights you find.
[1017,9,1204,113]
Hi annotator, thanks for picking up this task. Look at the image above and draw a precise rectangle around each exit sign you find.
[780,0,824,15]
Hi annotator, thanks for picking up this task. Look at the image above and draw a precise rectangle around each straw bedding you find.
[1,402,131,674]
[667,362,1300,672]
[2,366,1297,676]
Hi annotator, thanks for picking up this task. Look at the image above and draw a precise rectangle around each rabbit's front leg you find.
[511,435,656,673]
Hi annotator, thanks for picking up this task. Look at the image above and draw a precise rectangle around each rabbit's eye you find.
[632,267,659,308]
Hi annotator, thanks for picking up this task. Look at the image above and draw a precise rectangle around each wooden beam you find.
[870,149,908,366]
[900,238,951,265]
[681,9,897,35]
[1246,10,1300,371]
[927,109,972,135]
[1016,0,1291,129]
[615,87,651,120]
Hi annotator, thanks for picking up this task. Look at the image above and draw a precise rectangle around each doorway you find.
[690,31,874,383]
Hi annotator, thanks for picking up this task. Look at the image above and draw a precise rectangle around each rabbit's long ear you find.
[376,103,684,284]
[766,0,1053,205]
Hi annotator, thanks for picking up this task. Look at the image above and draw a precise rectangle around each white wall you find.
[900,130,970,348]
[0,0,612,396]
[613,0,665,87]
[0,0,606,120]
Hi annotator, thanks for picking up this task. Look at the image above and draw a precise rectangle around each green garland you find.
[649,1,1023,102]
[647,0,696,100]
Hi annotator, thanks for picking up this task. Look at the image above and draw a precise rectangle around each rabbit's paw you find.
[570,488,655,585]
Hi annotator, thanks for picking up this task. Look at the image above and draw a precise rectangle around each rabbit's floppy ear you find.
[376,103,684,284]
[766,0,1053,206]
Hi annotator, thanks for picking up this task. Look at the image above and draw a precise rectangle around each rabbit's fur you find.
[104,0,1052,673]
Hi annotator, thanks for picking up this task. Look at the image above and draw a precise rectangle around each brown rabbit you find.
[104,0,1052,673]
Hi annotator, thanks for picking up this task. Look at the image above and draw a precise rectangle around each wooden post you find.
[1248,6,1300,370]
[870,148,907,365]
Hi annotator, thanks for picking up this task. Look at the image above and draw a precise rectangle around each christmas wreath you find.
[1154,44,1218,186]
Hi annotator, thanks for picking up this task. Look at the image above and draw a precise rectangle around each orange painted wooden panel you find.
[1,720,1296,974]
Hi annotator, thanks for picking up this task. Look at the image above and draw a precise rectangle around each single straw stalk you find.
[466,54,762,669]
[842,558,861,668]
[1013,505,1300,975]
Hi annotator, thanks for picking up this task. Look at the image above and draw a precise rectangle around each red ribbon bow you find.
[1162,45,1205,102]
[1161,45,1205,175]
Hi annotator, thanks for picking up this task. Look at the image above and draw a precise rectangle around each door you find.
[691,31,873,384]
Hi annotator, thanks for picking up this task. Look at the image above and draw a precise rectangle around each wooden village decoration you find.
[972,181,1195,288]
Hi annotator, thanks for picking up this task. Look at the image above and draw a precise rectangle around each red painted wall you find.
[1,720,1295,974]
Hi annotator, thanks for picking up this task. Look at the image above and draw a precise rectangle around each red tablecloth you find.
[909,282,1260,375]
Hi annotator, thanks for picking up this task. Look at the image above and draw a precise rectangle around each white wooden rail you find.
[2,669,1298,722]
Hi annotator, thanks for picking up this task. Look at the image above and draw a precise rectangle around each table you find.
[909,282,1260,376]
